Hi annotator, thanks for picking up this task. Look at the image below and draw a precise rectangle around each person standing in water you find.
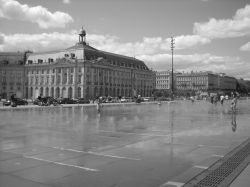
[96,96,102,113]
[231,95,237,112]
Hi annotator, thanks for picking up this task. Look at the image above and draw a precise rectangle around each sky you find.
[0,0,250,79]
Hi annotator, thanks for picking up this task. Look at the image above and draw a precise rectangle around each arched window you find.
[51,87,54,98]
[62,87,66,98]
[45,87,49,97]
[30,87,33,98]
[40,87,43,96]
[56,87,60,98]
[78,87,81,98]
[68,87,73,98]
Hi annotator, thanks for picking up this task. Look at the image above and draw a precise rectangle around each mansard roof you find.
[65,43,98,51]
[66,43,150,70]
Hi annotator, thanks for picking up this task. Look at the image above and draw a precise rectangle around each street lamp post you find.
[170,37,175,100]
[78,27,86,99]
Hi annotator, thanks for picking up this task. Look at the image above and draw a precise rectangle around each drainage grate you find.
[183,138,250,187]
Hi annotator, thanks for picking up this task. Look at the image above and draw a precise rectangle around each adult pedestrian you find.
[220,95,225,105]
[231,95,237,112]
[96,96,103,113]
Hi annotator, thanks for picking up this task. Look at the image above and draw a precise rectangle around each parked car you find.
[120,97,128,103]
[3,100,11,106]
[33,99,40,105]
[57,98,77,104]
[76,98,90,104]
[14,98,28,105]
[34,97,58,106]
[4,98,28,106]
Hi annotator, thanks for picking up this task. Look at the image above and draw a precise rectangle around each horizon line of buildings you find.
[1,29,250,100]
[156,70,250,96]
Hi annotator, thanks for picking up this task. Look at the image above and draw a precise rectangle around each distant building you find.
[156,70,177,90]
[25,28,155,99]
[176,71,236,96]
[0,52,27,99]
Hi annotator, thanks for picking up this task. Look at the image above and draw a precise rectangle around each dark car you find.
[4,98,28,106]
[33,99,40,105]
[34,97,58,106]
[3,100,11,106]
[76,98,90,104]
[14,98,28,105]
[58,98,77,104]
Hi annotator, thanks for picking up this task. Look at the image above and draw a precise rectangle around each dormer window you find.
[28,60,33,64]
[38,59,43,64]
[64,54,69,57]
[48,58,53,63]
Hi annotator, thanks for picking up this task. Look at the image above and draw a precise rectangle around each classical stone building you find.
[25,29,155,99]
[0,52,26,99]
[176,71,237,96]
[155,70,177,91]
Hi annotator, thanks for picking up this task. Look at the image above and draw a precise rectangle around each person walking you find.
[96,96,102,113]
[220,95,225,105]
[231,95,237,112]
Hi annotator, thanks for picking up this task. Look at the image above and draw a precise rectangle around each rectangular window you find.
[48,58,54,63]
[38,59,43,64]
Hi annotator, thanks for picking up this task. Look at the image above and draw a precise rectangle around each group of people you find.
[206,92,239,112]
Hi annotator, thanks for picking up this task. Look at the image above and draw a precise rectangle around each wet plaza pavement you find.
[0,99,250,187]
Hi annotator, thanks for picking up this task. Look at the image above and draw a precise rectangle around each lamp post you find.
[170,37,175,100]
[78,27,86,99]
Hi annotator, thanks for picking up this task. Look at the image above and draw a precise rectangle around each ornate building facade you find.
[155,70,176,90]
[25,29,155,99]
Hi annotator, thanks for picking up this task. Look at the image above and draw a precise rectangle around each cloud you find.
[0,34,4,44]
[193,4,250,39]
[0,0,73,29]
[91,35,210,56]
[138,52,250,79]
[62,0,71,4]
[0,31,78,52]
[240,42,250,51]
[1,30,248,78]
[174,35,211,49]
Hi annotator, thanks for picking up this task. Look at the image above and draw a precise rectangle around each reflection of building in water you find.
[231,112,237,132]
[25,28,155,99]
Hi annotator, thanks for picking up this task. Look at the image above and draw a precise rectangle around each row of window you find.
[176,77,208,81]
[28,58,55,65]
[0,86,21,90]
[28,68,75,75]
[28,75,150,87]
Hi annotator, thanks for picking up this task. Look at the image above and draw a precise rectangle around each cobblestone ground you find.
[0,99,250,187]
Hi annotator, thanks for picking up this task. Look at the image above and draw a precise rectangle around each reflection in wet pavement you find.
[0,99,250,187]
